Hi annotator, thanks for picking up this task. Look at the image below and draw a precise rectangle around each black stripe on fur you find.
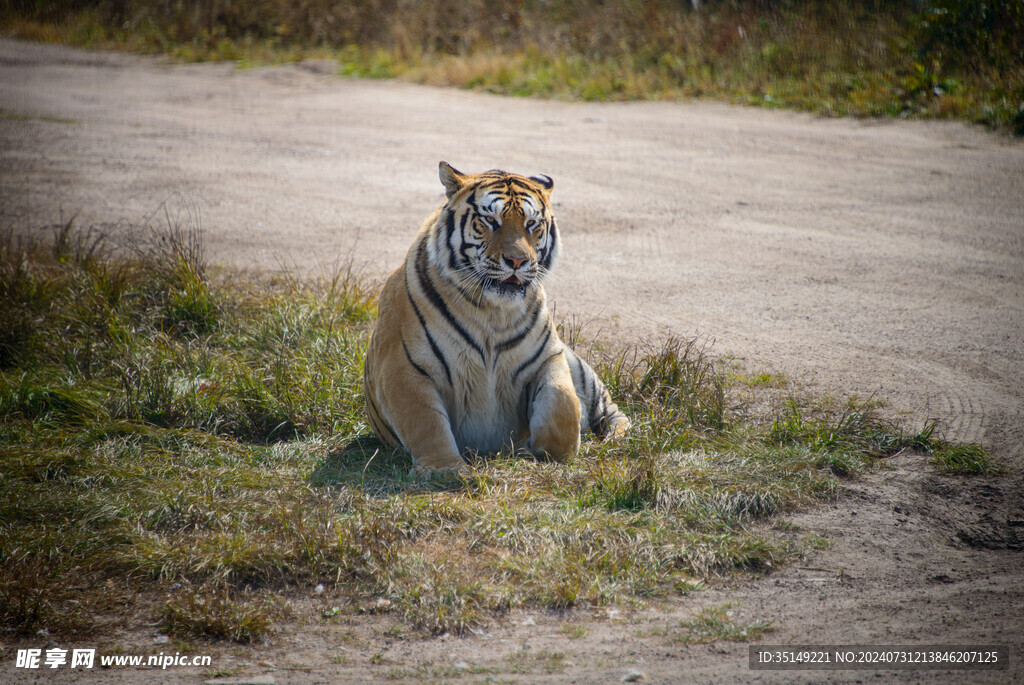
[405,268,453,385]
[512,325,552,384]
[401,337,432,380]
[415,239,485,362]
[496,298,543,357]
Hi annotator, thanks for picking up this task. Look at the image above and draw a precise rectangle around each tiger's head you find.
[433,161,560,302]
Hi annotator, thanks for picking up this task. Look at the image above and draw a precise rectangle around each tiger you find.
[363,162,630,475]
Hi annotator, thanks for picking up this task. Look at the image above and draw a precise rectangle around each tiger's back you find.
[364,162,629,474]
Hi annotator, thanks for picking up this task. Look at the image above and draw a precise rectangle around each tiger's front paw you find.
[603,412,631,441]
[529,424,581,461]
[409,464,468,480]
[409,454,468,479]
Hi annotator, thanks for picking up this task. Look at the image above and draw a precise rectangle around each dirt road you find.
[2,37,1023,683]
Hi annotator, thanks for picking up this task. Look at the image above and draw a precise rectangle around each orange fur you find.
[364,162,628,474]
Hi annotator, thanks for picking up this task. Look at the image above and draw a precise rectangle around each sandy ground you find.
[2,38,1023,683]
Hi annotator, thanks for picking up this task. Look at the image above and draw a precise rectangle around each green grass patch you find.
[666,603,774,643]
[2,1,1022,133]
[732,371,788,389]
[0,217,988,642]
[929,441,991,475]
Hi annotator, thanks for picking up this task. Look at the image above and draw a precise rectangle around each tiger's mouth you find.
[485,275,527,297]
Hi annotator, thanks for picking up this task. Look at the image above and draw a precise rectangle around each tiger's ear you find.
[530,174,554,198]
[439,161,468,199]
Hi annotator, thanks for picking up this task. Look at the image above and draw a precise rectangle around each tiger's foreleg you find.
[525,352,582,460]
[365,366,467,477]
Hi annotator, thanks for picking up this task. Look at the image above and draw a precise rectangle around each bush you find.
[916,0,1024,74]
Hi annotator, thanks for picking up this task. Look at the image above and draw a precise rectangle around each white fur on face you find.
[478,193,505,228]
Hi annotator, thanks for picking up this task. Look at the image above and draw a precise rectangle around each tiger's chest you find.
[442,337,534,453]
[403,264,553,453]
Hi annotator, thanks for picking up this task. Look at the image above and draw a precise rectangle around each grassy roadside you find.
[2,0,1022,133]
[0,217,991,644]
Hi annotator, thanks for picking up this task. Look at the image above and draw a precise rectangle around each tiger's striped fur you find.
[363,162,629,474]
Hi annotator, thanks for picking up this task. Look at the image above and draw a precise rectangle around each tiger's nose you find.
[504,255,528,270]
